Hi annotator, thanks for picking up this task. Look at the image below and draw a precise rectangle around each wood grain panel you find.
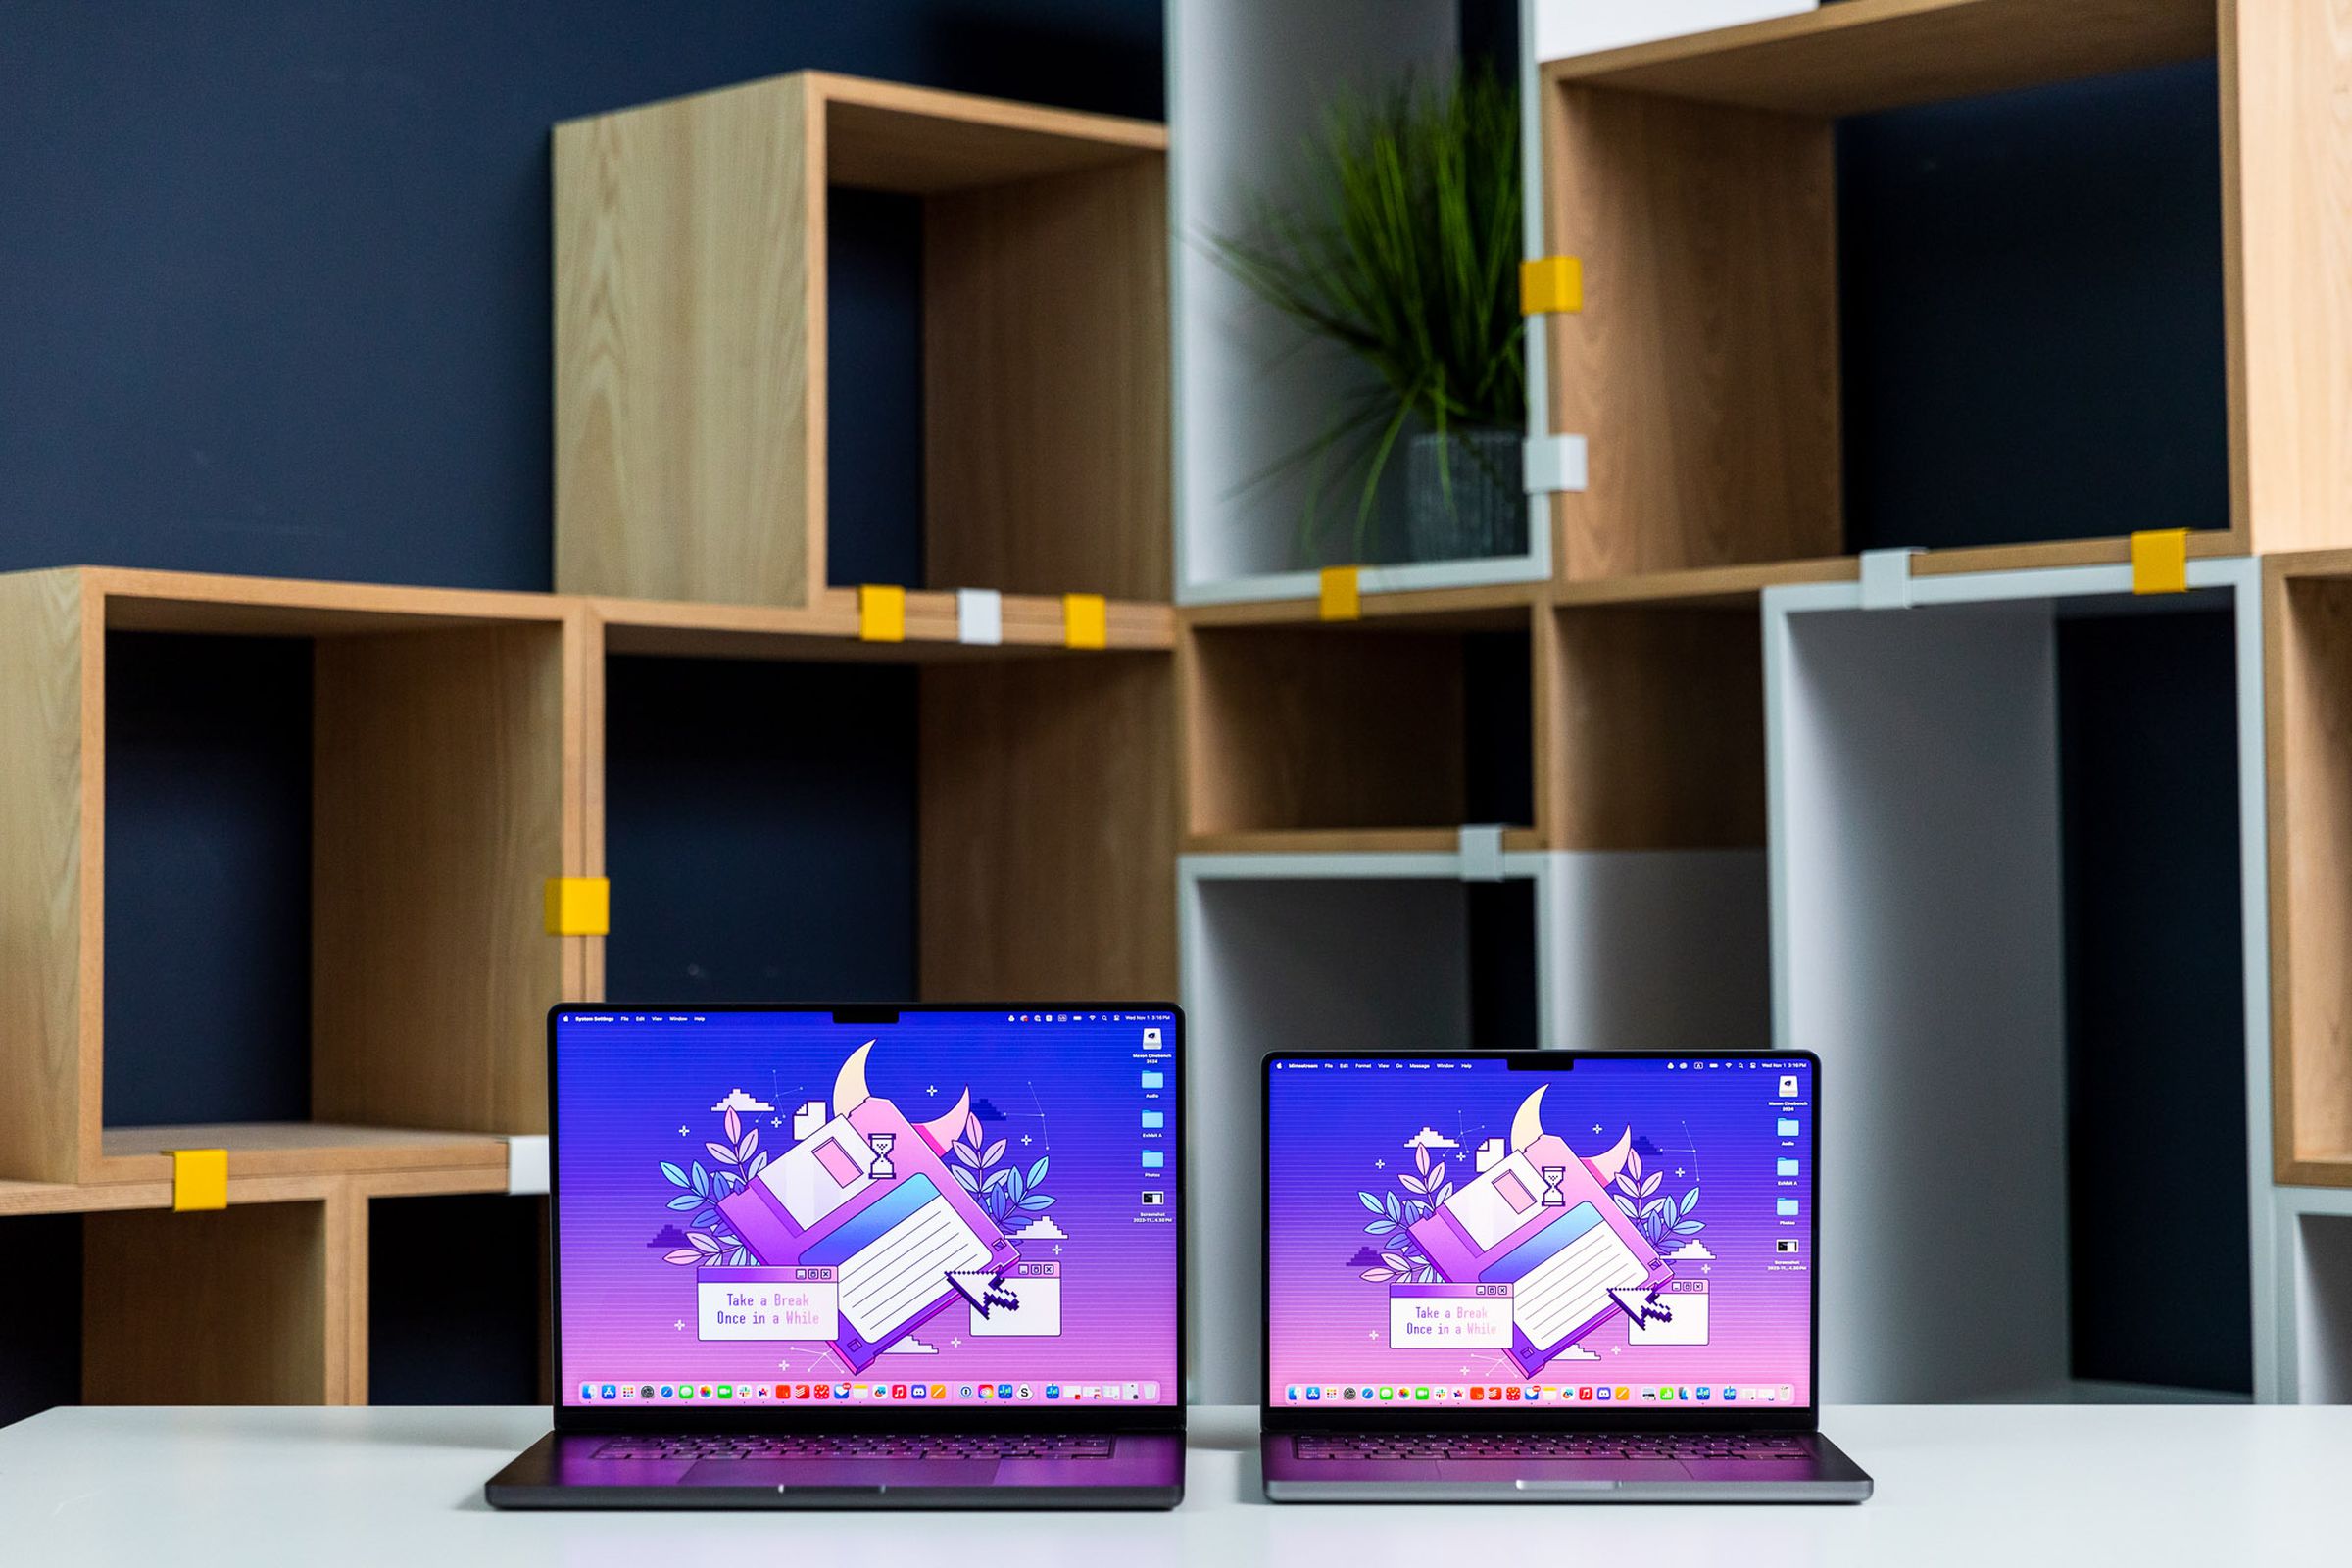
[1544,0,2217,119]
[1542,86,1841,580]
[2228,0,2352,554]
[84,1200,331,1404]
[1184,626,1470,836]
[555,74,821,605]
[919,656,1177,1002]
[2270,570,2352,1182]
[0,569,95,1183]
[819,74,1165,193]
[313,628,567,1135]
[96,1123,510,1184]
[1543,607,1766,850]
[925,155,1171,600]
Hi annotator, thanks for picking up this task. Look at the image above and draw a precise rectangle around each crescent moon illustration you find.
[1583,1126,1633,1185]
[833,1040,876,1113]
[1509,1086,1546,1151]
[916,1087,972,1149]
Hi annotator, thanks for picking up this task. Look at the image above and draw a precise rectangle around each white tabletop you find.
[2,1403,2347,1564]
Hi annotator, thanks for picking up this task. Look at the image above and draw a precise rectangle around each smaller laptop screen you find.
[1266,1054,1814,1412]
[555,1007,1179,1410]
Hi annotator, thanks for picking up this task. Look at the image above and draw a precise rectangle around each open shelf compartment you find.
[1180,597,1541,852]
[1768,559,2267,1401]
[555,71,1169,612]
[598,630,1177,1009]
[1532,0,2352,582]
[0,568,588,1187]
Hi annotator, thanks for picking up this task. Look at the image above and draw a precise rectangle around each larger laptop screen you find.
[555,1008,1179,1409]
[1267,1054,1814,1411]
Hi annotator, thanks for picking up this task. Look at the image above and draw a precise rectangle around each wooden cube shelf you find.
[595,608,1178,1006]
[555,71,1170,611]
[0,568,593,1187]
[1180,590,1544,853]
[1533,0,2352,581]
[2267,554,2352,1186]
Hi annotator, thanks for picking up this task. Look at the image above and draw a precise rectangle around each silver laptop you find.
[1259,1049,1869,1502]
[489,1004,1184,1509]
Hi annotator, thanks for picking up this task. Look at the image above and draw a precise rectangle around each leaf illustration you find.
[1612,1195,1639,1219]
[965,1113,983,1145]
[737,1128,760,1162]
[691,1164,710,1197]
[667,1193,701,1211]
[1674,1220,1704,1235]
[664,1249,702,1266]
[1680,1188,1698,1216]
[1361,1268,1395,1283]
[1398,1173,1427,1195]
[1007,1169,1026,1201]
[748,1152,769,1180]
[1019,1196,1054,1211]
[1640,1172,1661,1198]
[986,1169,1012,1190]
[1384,1192,1401,1220]
[730,1248,753,1266]
[952,1165,979,1193]
[1381,1251,1411,1272]
[983,1138,1007,1167]
[706,1141,738,1166]
[725,1107,742,1144]
[1028,1157,1049,1188]
[1358,1192,1385,1214]
[954,1143,982,1169]
[1365,1220,1396,1235]
[661,1161,690,1189]
[1415,1146,1431,1176]
[693,1207,719,1229]
[1427,1162,1446,1190]
[1615,1173,1638,1197]
[689,1232,721,1254]
[1627,1149,1643,1180]
[1434,1184,1454,1205]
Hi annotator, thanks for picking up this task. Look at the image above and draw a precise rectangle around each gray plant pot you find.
[1404,427,1528,562]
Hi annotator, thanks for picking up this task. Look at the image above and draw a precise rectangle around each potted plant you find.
[1212,63,1526,566]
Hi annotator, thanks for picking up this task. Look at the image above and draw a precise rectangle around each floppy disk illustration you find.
[717,1061,1016,1373]
[1408,1132,1669,1377]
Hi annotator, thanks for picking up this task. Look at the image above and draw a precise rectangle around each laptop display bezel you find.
[1260,1048,1822,1435]
[548,1001,1187,1435]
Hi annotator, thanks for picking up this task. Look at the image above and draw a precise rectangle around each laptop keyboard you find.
[594,1433,1114,1461]
[1293,1432,1810,1461]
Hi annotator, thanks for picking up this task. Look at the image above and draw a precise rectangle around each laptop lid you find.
[1263,1049,1818,1433]
[551,1004,1183,1433]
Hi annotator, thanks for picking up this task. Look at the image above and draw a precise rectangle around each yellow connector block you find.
[171,1148,227,1212]
[1520,255,1583,316]
[544,876,611,937]
[858,584,906,642]
[1063,593,1107,650]
[1319,564,1362,621]
[2131,528,2189,595]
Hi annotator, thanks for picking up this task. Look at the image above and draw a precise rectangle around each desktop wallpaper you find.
[556,1009,1178,1408]
[1266,1055,1814,1410]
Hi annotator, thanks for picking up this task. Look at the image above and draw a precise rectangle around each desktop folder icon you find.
[1141,1111,1164,1128]
[1777,1118,1798,1137]
[1776,1158,1799,1177]
[1141,1071,1164,1089]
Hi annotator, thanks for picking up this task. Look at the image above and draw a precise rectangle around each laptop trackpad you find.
[681,1458,1000,1489]
[1442,1459,1690,1485]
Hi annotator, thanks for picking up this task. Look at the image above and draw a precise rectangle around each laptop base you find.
[1260,1430,1872,1504]
[488,1430,1184,1510]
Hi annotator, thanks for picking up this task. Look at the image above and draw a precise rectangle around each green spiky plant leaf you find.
[1210,63,1524,563]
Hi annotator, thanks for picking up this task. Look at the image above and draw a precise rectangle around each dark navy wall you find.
[0,0,1161,589]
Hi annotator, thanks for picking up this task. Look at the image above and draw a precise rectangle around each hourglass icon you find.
[867,1132,896,1181]
[1539,1165,1567,1206]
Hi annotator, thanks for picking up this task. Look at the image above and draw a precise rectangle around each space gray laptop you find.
[488,1004,1184,1509]
[1259,1049,1869,1502]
